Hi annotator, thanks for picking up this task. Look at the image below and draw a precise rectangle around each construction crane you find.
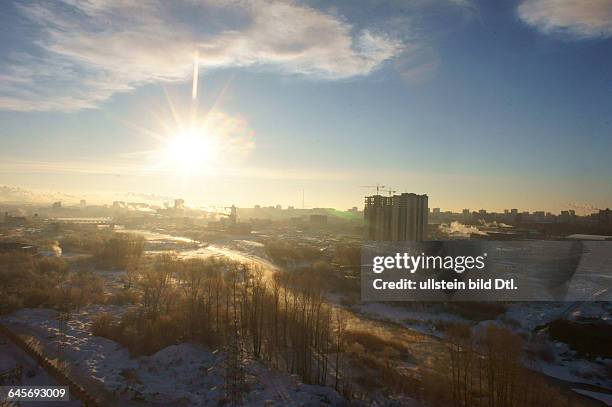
[360,184,386,195]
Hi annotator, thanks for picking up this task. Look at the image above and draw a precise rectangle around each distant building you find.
[559,210,577,223]
[228,205,238,225]
[80,199,87,207]
[310,214,328,226]
[174,199,185,209]
[598,208,612,225]
[227,205,251,234]
[52,201,62,208]
[364,192,428,241]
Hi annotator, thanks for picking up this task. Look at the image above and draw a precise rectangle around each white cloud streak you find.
[518,0,612,39]
[0,0,404,111]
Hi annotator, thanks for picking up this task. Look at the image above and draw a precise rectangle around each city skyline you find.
[1,0,611,212]
[1,183,607,216]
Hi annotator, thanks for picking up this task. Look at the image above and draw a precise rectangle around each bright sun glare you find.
[163,129,218,175]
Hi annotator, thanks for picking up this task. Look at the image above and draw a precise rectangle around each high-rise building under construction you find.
[364,193,428,241]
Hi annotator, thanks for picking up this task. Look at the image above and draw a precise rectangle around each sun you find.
[163,128,218,175]
[144,108,252,178]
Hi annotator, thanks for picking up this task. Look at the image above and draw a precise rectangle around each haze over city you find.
[1,0,611,212]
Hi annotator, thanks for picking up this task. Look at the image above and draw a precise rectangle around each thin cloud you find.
[0,0,404,112]
[0,156,350,181]
[518,0,612,39]
[394,46,440,85]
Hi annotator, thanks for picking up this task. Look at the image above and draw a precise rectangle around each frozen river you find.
[117,229,279,279]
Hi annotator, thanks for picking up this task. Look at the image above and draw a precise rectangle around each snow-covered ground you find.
[2,307,346,406]
[572,389,612,406]
[503,302,569,331]
[502,301,610,332]
[538,356,611,389]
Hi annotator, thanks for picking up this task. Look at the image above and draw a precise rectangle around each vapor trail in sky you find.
[192,51,199,101]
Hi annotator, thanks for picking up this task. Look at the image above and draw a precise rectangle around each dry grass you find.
[344,329,408,356]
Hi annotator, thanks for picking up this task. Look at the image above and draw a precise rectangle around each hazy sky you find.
[1,0,611,212]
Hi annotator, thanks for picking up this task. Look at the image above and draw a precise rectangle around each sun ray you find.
[161,83,186,134]
[207,73,235,115]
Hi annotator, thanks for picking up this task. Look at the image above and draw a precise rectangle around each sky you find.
[0,0,611,212]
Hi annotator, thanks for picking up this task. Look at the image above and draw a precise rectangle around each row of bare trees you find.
[97,255,349,396]
[423,323,581,407]
[0,252,103,315]
[94,233,145,269]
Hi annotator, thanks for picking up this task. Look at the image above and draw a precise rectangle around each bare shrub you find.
[94,233,145,269]
[344,330,407,356]
[107,289,139,305]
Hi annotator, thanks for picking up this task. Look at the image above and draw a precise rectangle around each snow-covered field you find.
[2,307,345,406]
